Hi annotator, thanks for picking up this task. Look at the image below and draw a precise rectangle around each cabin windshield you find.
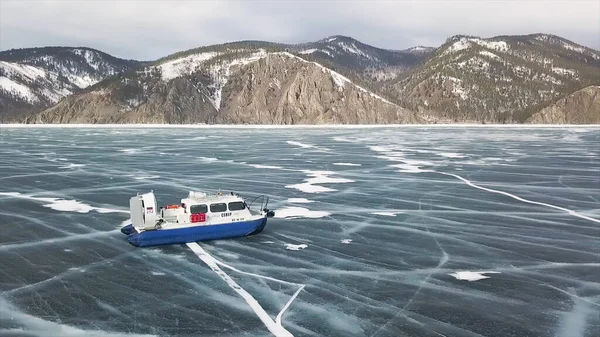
[228,201,246,211]
[190,204,208,214]
[210,203,227,213]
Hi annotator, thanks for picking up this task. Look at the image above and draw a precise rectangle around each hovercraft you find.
[121,190,274,247]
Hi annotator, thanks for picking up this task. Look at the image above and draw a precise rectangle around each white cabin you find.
[130,191,259,232]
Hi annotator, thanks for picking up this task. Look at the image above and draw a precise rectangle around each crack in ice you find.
[439,172,600,225]
[186,242,305,337]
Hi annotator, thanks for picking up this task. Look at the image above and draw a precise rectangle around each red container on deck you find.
[190,213,206,223]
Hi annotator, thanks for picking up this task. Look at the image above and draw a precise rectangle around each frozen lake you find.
[0,126,599,337]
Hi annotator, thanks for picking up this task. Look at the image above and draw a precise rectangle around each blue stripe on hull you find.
[126,217,268,247]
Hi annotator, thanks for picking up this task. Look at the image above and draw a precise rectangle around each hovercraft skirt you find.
[126,217,268,247]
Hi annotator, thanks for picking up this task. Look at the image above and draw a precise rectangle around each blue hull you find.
[121,224,135,235]
[124,217,268,247]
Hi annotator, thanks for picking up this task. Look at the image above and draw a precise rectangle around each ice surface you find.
[1,126,599,337]
[274,207,330,219]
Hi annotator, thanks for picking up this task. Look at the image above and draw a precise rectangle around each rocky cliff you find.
[25,52,420,124]
[526,86,600,124]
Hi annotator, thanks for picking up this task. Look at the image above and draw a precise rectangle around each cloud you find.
[1,0,598,60]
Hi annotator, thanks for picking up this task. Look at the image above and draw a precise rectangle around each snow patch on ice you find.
[287,141,315,149]
[369,145,437,173]
[249,164,283,169]
[134,175,160,180]
[371,212,400,217]
[59,163,85,169]
[438,152,466,158]
[285,170,354,193]
[449,271,501,281]
[369,145,390,152]
[274,206,330,219]
[286,198,315,203]
[68,267,86,273]
[285,243,308,251]
[0,192,128,214]
[389,160,434,173]
[332,162,361,166]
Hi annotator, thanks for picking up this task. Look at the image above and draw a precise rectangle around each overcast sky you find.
[1,0,598,60]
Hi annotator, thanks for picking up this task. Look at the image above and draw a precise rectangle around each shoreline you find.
[1,123,599,129]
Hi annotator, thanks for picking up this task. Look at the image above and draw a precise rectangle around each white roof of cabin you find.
[180,191,243,205]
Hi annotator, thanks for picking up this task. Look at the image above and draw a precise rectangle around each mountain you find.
[0,47,141,121]
[24,45,421,124]
[8,33,600,125]
[288,35,434,82]
[526,85,600,124]
[381,33,600,123]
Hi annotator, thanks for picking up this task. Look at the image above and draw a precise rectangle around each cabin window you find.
[228,201,245,211]
[190,204,208,214]
[210,203,227,213]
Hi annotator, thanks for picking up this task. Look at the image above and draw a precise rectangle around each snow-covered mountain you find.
[6,33,600,124]
[25,43,420,124]
[289,35,433,81]
[0,47,140,120]
[382,33,600,122]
